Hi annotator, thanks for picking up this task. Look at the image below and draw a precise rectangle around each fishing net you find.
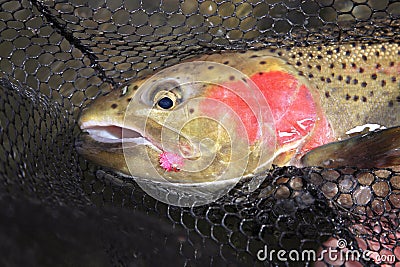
[0,0,399,265]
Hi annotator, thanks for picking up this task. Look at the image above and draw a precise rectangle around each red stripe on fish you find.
[202,83,260,143]
[203,70,333,160]
[251,71,333,153]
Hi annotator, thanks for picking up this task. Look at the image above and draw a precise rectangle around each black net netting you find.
[0,0,399,266]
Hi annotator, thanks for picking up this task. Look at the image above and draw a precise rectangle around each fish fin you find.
[300,126,400,168]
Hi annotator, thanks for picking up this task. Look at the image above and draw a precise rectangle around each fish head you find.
[78,61,276,185]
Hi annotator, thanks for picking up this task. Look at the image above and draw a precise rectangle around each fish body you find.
[77,42,400,183]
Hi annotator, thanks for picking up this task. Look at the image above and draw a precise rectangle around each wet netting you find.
[0,0,399,266]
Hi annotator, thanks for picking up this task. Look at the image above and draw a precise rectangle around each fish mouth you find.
[79,122,161,152]
[79,121,201,160]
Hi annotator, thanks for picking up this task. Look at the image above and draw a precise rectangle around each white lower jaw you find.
[84,128,161,152]
[122,137,162,153]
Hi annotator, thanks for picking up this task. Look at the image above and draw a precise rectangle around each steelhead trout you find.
[77,42,400,184]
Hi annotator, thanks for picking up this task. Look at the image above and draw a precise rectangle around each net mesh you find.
[0,0,399,265]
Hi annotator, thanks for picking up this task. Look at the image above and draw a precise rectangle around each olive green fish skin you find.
[173,42,399,139]
[78,42,400,177]
[284,42,400,138]
[85,42,400,140]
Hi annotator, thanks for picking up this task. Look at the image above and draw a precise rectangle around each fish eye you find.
[151,80,182,110]
[157,97,174,109]
[154,91,178,110]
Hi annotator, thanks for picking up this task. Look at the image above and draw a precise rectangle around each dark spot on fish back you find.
[362,55,367,61]
[361,82,367,87]
[375,51,380,57]
[277,52,282,56]
[381,46,386,52]
[308,74,314,78]
[392,77,397,83]
[338,75,343,81]
[345,50,351,56]
[189,108,194,113]
[381,80,386,87]
[325,91,330,98]
[133,85,139,90]
[369,91,374,96]
[351,63,356,68]
[223,61,229,65]
[111,103,118,109]
[250,55,258,58]
[316,65,321,71]
[345,94,351,100]
[375,63,381,69]
[208,66,214,70]
[353,95,359,101]
[359,67,364,73]
[229,75,235,81]
[345,76,351,84]
[329,63,334,68]
[362,96,367,102]
[342,63,346,69]
[390,61,395,67]
[127,98,132,102]
[353,79,358,85]
[326,78,331,83]
[371,73,377,80]
[259,61,266,65]
[327,50,332,55]
[296,61,302,66]
[396,96,400,102]
[388,100,394,107]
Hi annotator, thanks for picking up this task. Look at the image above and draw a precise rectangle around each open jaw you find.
[80,123,160,151]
